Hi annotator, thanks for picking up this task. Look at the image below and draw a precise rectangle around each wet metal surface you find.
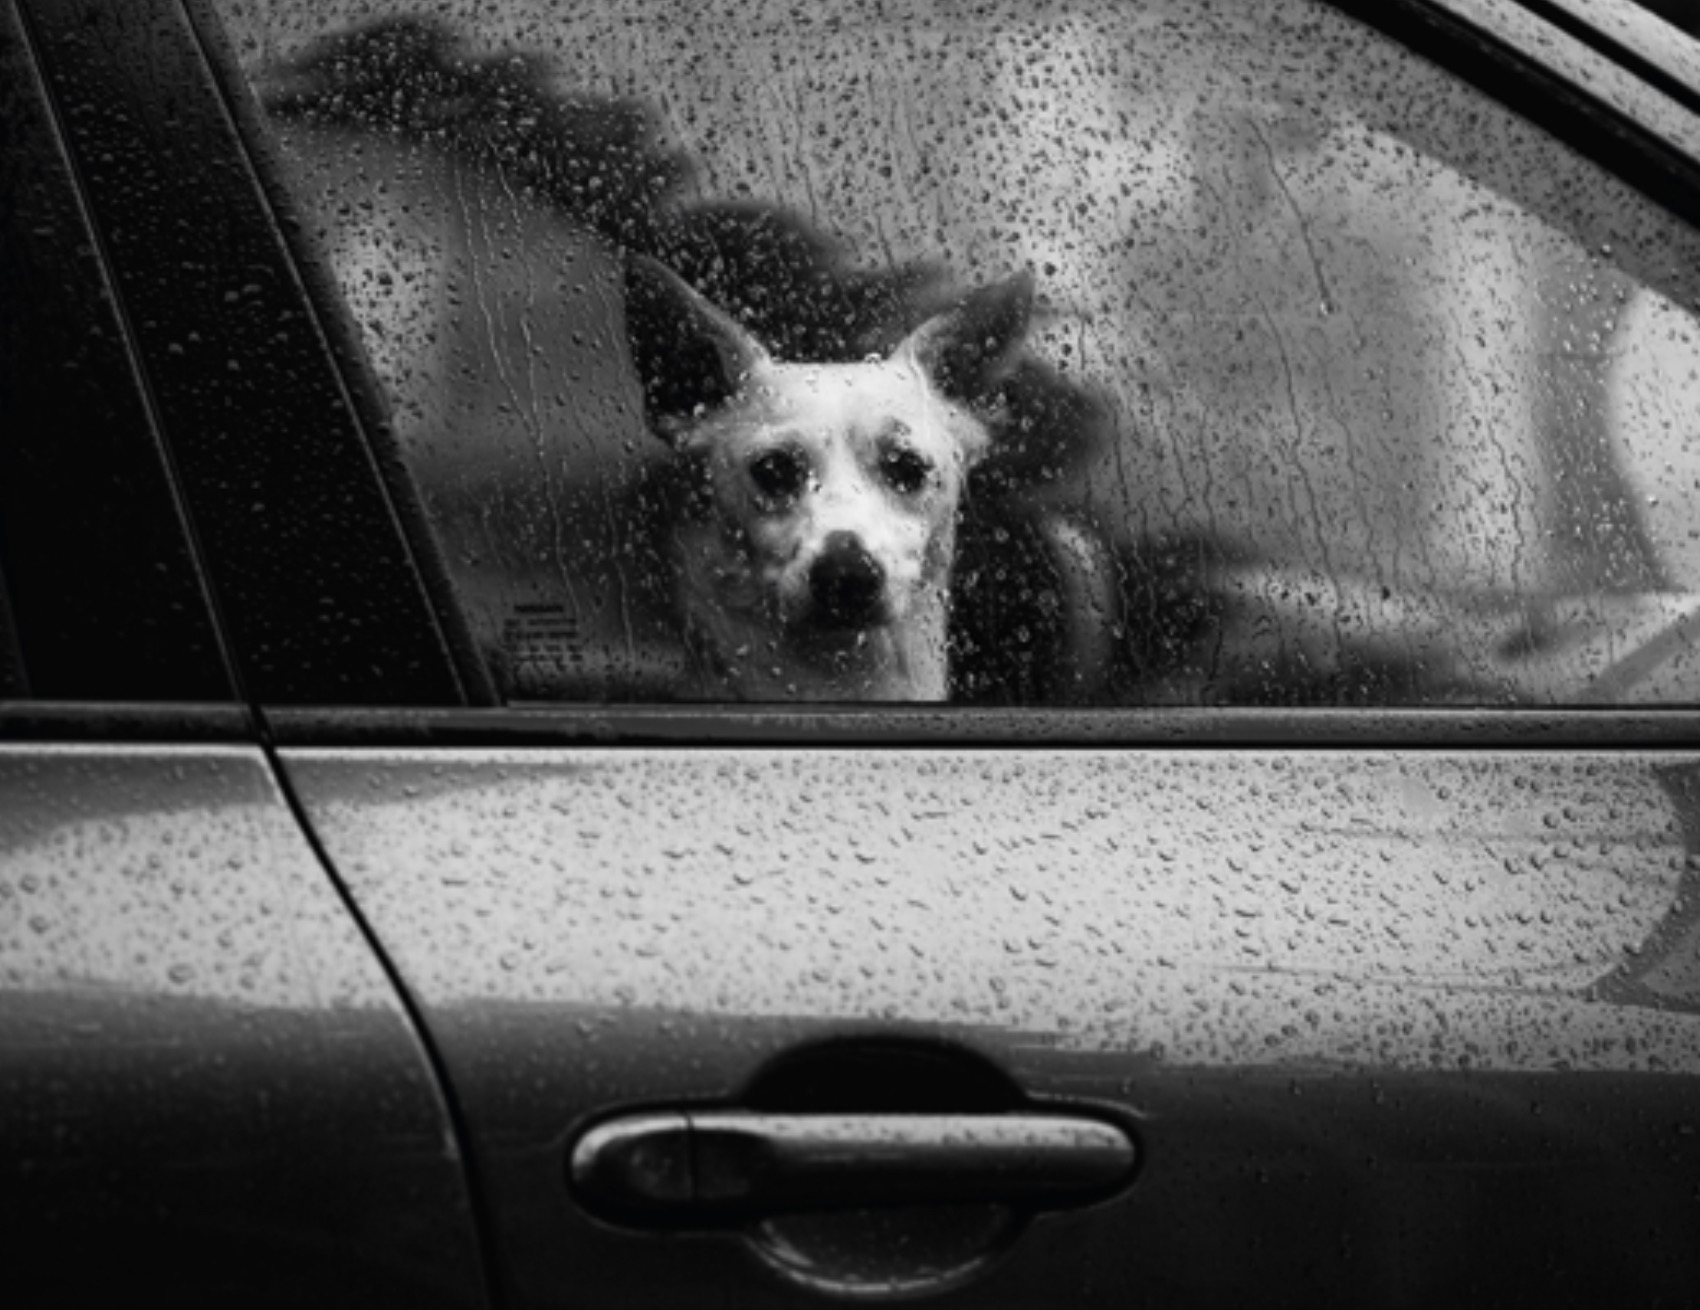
[0,745,486,1309]
[282,745,1700,1306]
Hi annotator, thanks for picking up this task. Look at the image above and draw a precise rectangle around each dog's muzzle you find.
[807,532,887,629]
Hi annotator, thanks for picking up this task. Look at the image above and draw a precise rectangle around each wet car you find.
[6,0,1700,1305]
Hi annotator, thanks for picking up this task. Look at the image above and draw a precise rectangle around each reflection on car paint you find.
[0,746,487,1308]
[1,746,397,1003]
[286,748,1700,1067]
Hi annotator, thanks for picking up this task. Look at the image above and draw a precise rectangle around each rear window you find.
[209,0,1700,706]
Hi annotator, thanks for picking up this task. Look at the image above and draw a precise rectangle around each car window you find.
[206,0,1700,706]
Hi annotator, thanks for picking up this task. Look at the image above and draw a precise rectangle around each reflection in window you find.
[213,0,1700,704]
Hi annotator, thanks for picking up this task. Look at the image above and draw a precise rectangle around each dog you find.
[624,254,1036,701]
[265,19,1116,703]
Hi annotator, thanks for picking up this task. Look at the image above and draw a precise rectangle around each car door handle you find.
[571,1111,1137,1227]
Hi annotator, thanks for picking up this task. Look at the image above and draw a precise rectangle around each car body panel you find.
[284,746,1700,1304]
[0,745,490,1309]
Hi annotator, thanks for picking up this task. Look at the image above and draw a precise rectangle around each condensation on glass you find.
[209,0,1700,705]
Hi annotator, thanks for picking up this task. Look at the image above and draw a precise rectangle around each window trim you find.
[3,0,237,704]
[264,704,1700,749]
[0,703,254,743]
[20,0,496,709]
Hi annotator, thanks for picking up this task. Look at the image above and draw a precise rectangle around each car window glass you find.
[207,0,1700,705]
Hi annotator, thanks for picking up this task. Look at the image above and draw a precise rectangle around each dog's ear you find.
[901,271,1034,405]
[623,254,770,440]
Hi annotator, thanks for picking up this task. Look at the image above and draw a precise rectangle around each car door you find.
[25,0,1700,1306]
[1,4,488,1305]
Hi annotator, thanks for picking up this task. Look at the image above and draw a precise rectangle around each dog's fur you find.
[625,256,1035,700]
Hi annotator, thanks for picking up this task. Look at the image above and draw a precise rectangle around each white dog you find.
[624,255,1035,700]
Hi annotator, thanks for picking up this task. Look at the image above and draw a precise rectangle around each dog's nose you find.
[809,532,886,628]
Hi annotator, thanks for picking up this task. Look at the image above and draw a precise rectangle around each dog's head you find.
[624,254,1032,647]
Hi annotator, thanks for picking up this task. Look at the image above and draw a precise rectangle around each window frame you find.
[15,0,495,717]
[2,0,235,711]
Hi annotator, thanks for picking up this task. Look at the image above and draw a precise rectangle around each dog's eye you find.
[749,449,808,502]
[880,447,933,495]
